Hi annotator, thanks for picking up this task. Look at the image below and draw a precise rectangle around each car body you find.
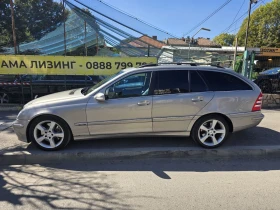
[254,67,280,93]
[0,74,105,104]
[13,64,264,150]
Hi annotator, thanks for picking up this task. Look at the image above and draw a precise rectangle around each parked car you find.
[13,64,264,151]
[0,74,105,104]
[254,67,280,93]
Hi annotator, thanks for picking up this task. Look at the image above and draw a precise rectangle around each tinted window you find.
[154,70,189,95]
[198,71,252,91]
[106,72,151,99]
[190,71,208,92]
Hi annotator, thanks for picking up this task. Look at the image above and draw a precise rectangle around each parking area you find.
[0,109,279,162]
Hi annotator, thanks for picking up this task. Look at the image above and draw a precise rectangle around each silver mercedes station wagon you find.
[13,64,264,151]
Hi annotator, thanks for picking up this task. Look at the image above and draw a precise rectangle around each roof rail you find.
[138,63,158,68]
[138,62,224,68]
[159,62,197,66]
[210,65,224,68]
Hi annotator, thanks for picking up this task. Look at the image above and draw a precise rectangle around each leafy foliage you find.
[237,0,280,47]
[213,33,235,46]
[0,0,67,51]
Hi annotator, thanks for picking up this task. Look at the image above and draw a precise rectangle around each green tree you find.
[213,33,235,46]
[237,0,280,47]
[0,1,12,47]
[0,0,67,52]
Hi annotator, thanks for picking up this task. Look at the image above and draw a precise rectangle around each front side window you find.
[85,71,125,95]
[154,70,189,95]
[198,71,252,91]
[106,72,152,99]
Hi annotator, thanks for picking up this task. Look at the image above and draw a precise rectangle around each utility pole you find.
[233,37,238,69]
[96,31,99,55]
[63,0,67,55]
[9,0,17,54]
[84,21,87,56]
[244,0,258,50]
[188,27,210,60]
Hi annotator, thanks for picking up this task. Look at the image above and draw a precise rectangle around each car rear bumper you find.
[13,119,29,143]
[229,111,264,132]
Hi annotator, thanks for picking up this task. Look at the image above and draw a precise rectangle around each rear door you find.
[152,70,214,132]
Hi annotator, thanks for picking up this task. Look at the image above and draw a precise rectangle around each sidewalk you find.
[0,109,280,165]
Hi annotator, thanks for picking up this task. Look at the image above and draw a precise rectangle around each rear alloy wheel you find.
[29,116,72,151]
[0,91,10,104]
[192,115,229,148]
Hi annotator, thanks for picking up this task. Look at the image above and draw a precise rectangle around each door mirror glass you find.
[94,93,105,102]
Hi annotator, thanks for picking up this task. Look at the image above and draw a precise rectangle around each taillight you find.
[252,93,263,112]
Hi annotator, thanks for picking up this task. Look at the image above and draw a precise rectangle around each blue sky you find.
[65,0,271,39]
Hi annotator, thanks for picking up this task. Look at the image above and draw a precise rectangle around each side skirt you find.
[73,131,190,141]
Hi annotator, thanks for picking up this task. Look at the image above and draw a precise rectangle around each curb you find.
[1,146,280,165]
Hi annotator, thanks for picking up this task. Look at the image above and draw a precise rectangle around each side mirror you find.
[94,93,105,102]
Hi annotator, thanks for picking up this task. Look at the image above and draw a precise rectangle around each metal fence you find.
[0,74,105,104]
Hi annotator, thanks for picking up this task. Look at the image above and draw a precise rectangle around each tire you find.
[0,90,10,104]
[28,115,72,151]
[191,115,229,149]
[259,80,272,93]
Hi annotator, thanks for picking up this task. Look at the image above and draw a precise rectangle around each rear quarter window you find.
[198,71,252,91]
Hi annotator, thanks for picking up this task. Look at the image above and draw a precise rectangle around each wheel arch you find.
[26,113,73,143]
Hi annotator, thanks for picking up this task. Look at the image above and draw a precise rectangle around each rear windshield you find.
[198,71,252,91]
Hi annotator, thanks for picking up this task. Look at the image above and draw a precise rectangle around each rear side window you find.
[190,71,208,92]
[198,71,252,91]
[154,70,189,95]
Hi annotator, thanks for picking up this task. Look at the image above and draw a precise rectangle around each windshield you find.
[84,70,125,95]
[261,68,280,75]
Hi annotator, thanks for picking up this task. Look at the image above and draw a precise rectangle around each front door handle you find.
[137,100,150,106]
[192,96,204,102]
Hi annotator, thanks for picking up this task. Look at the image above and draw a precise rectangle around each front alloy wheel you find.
[34,121,65,149]
[29,115,71,151]
[192,115,229,148]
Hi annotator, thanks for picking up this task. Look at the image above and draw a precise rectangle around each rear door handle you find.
[192,96,204,102]
[137,100,150,106]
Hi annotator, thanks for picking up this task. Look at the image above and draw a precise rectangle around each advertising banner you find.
[0,55,157,75]
[259,48,280,57]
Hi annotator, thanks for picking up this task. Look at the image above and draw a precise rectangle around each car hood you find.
[24,88,85,108]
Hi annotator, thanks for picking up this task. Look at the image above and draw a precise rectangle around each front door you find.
[152,70,214,132]
[86,71,153,135]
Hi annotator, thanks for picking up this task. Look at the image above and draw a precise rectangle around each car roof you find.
[123,64,233,74]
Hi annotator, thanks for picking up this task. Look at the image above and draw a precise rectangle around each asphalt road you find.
[1,156,280,210]
[0,109,280,154]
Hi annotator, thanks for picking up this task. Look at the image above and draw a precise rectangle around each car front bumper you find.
[13,119,29,143]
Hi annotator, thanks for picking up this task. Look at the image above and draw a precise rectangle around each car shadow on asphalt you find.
[2,126,280,154]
